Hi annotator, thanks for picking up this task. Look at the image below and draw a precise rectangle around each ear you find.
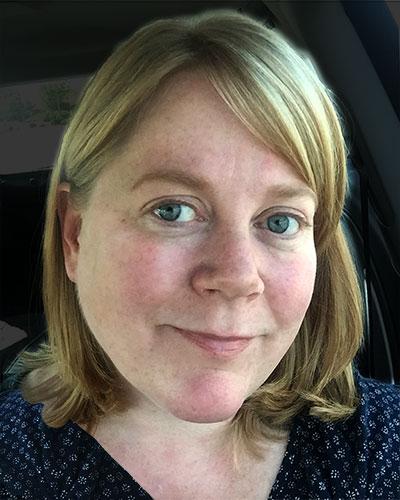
[56,182,83,283]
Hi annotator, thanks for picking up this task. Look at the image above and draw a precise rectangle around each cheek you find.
[266,251,316,329]
[113,237,188,309]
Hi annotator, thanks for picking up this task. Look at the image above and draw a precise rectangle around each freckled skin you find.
[61,70,317,438]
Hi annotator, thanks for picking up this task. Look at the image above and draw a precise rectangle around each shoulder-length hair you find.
[18,8,363,464]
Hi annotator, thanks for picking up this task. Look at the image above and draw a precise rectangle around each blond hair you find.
[18,8,363,465]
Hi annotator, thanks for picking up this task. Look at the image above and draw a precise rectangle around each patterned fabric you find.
[269,371,400,499]
[1,370,399,499]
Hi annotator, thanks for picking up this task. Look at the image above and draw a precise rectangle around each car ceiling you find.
[0,1,246,84]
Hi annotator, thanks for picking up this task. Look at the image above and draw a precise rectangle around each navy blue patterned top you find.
[1,370,399,499]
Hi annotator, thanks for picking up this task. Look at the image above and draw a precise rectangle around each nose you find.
[191,228,265,301]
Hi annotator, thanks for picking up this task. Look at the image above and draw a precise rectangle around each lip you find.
[173,327,254,358]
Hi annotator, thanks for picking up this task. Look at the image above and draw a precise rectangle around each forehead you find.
[127,72,300,170]
[100,71,315,204]
[133,71,253,155]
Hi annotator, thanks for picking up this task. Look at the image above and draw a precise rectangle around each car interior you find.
[1,1,399,392]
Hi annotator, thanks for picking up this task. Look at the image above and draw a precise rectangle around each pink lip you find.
[174,328,254,358]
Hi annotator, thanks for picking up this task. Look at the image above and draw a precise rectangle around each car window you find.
[343,1,400,120]
[0,75,87,174]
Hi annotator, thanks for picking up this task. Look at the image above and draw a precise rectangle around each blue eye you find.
[265,214,300,236]
[153,203,196,223]
[150,201,307,237]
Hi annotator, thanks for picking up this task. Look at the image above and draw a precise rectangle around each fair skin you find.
[57,71,317,499]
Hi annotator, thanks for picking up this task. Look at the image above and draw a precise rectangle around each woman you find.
[1,8,399,500]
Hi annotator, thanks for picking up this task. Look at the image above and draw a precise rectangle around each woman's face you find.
[60,71,317,424]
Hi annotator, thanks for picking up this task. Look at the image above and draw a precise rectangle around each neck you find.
[104,395,238,463]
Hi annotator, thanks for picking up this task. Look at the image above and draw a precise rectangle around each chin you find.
[170,402,242,424]
[166,372,248,423]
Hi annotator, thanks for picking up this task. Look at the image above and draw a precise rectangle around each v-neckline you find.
[70,415,300,499]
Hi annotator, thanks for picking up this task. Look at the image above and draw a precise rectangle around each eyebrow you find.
[130,167,318,207]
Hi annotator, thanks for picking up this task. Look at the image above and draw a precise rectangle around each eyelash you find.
[149,199,311,237]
